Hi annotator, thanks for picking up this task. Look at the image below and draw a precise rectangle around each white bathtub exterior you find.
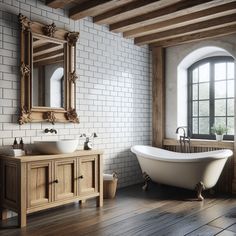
[131,145,233,190]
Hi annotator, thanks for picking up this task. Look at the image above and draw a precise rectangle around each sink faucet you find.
[175,126,191,153]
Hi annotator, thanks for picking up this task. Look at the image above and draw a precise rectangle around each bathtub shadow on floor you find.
[117,182,231,202]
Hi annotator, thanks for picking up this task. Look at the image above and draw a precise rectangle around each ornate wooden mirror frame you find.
[18,14,79,125]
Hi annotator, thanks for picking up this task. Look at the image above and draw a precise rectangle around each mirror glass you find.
[32,35,65,108]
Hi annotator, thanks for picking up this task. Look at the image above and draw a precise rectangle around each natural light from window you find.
[188,57,234,139]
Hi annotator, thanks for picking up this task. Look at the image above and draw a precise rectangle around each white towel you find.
[0,148,25,157]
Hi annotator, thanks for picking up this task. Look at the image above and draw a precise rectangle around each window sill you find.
[163,138,234,149]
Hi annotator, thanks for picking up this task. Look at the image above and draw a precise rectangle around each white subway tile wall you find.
[0,0,152,187]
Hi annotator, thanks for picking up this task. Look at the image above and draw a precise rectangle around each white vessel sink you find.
[34,139,79,154]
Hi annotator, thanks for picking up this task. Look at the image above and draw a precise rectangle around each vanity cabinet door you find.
[54,158,77,201]
[27,161,52,208]
[77,156,98,196]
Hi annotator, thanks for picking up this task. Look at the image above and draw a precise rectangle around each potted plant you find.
[211,124,228,141]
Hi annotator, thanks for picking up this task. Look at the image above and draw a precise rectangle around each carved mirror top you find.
[18,14,79,124]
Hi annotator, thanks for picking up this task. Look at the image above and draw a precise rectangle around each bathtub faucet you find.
[175,126,191,153]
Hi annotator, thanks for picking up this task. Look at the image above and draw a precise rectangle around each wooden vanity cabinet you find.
[0,150,103,227]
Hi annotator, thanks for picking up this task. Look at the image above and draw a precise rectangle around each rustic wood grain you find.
[123,2,236,38]
[135,13,236,45]
[1,184,235,235]
[152,47,165,148]
[93,0,181,25]
[150,23,236,48]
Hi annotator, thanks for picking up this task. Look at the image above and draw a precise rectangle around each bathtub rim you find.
[131,145,233,163]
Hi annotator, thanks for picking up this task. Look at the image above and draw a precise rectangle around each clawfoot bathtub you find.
[131,145,233,200]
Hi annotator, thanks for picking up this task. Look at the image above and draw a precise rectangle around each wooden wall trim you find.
[152,47,165,148]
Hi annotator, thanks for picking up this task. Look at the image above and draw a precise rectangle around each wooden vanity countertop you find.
[0,149,104,163]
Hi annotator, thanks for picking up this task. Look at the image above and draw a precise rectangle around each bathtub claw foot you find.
[142,172,151,191]
[196,182,205,201]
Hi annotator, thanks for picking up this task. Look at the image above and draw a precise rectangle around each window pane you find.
[227,80,234,98]
[215,117,226,128]
[215,81,226,98]
[192,101,198,116]
[193,118,198,134]
[227,99,234,116]
[199,101,209,116]
[227,117,234,135]
[199,63,209,82]
[192,68,198,83]
[199,118,209,134]
[199,83,209,99]
[192,84,198,100]
[215,62,226,81]
[215,99,226,116]
[227,62,234,79]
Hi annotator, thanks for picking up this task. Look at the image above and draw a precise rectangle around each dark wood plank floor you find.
[1,183,236,236]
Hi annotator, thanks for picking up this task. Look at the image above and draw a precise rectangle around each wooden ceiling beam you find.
[124,2,236,38]
[135,13,236,45]
[34,56,64,67]
[46,0,74,8]
[110,0,232,32]
[93,0,182,25]
[69,0,130,20]
[150,23,236,48]
[34,48,64,62]
[33,44,63,56]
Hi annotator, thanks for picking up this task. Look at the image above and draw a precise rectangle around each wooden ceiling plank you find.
[135,13,236,45]
[93,0,182,25]
[150,23,236,48]
[69,0,129,20]
[110,0,233,32]
[123,2,236,38]
[46,0,74,8]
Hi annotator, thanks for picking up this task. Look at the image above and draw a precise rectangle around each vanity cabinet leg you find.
[18,209,26,228]
[79,199,86,207]
[96,195,103,207]
[19,163,27,227]
[0,208,8,220]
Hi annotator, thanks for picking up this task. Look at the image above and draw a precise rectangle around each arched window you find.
[188,56,234,140]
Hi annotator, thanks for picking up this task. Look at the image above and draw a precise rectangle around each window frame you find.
[187,56,234,140]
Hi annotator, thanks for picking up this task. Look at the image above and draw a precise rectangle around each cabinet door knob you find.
[78,175,83,179]
[53,179,59,183]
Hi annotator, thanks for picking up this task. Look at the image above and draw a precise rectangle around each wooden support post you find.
[152,47,165,148]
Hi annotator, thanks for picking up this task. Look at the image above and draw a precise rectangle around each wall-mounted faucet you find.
[175,126,191,153]
[44,128,57,134]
